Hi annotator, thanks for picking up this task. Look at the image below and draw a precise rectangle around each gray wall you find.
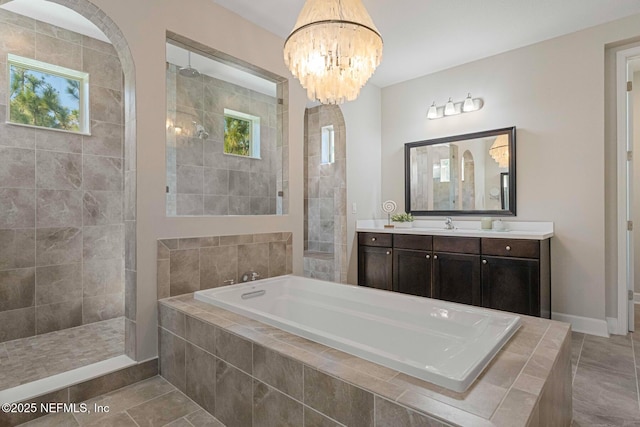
[166,62,281,216]
[0,9,124,342]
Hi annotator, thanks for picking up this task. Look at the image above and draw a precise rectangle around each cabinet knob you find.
[482,259,487,264]
[506,245,511,251]
[372,237,377,241]
[426,254,430,259]
[433,255,438,260]
[386,251,391,255]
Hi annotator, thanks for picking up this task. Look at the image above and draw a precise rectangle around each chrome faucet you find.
[241,270,261,282]
[444,217,455,230]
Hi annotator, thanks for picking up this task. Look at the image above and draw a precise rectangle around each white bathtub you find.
[194,275,520,392]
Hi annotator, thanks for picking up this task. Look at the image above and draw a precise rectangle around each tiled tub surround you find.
[158,294,572,427]
[303,105,347,283]
[166,60,285,216]
[0,9,126,343]
[157,232,293,299]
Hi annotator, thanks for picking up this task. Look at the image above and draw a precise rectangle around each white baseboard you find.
[606,317,619,335]
[551,312,610,337]
[635,292,640,303]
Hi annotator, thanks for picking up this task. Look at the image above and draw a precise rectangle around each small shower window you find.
[321,125,334,164]
[224,109,260,158]
[7,54,90,134]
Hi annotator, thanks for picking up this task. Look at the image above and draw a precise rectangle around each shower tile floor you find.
[0,317,124,391]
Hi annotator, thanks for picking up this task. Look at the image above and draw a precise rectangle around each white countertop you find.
[356,219,554,240]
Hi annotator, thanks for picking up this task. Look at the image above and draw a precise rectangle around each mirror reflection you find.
[405,127,516,216]
[165,38,288,216]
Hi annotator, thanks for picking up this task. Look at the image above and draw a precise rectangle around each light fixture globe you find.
[284,0,383,105]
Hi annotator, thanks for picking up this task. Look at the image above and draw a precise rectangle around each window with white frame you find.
[223,108,260,158]
[7,54,90,134]
[321,125,334,164]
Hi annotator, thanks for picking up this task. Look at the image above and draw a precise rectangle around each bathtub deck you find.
[158,294,572,427]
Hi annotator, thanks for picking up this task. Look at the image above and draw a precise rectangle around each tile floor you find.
[20,376,222,427]
[0,317,124,391]
[11,312,640,426]
[571,311,640,426]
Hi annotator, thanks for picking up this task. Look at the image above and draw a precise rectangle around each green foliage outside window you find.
[224,115,251,156]
[9,65,81,131]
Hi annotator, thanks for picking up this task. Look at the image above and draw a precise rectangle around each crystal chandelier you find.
[284,0,383,105]
[489,134,509,168]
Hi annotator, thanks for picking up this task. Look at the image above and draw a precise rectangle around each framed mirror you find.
[405,126,516,216]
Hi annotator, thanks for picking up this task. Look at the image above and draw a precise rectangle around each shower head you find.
[193,122,209,139]
[179,51,200,78]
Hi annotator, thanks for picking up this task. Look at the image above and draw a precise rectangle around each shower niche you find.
[165,35,289,216]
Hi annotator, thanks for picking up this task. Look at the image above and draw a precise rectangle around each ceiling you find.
[5,0,640,89]
[212,0,640,87]
[1,0,109,43]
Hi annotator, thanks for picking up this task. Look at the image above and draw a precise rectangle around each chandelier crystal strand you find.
[489,135,510,168]
[284,0,383,105]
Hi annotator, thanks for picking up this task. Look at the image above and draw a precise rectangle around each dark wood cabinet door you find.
[393,249,431,297]
[432,253,481,306]
[482,256,540,316]
[358,246,393,291]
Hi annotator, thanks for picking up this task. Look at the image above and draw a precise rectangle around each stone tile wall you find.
[157,232,293,298]
[0,9,125,343]
[166,60,283,216]
[303,105,347,283]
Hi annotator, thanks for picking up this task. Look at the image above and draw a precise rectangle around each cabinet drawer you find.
[394,234,432,250]
[359,232,392,247]
[482,238,540,258]
[433,236,480,254]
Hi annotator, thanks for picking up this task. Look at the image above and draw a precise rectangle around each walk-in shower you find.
[0,3,132,404]
[303,105,347,283]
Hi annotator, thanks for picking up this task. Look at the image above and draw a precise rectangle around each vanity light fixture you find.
[427,102,438,120]
[426,94,484,120]
[444,98,456,116]
[462,93,475,112]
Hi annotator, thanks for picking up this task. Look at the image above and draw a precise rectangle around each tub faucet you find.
[444,217,455,230]
[241,271,261,282]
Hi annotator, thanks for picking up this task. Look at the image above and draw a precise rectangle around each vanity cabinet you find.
[357,232,551,318]
[358,233,393,291]
[392,235,432,297]
[480,238,550,317]
[432,237,482,306]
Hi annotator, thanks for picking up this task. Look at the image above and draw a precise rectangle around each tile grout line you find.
[572,333,586,387]
[489,323,552,421]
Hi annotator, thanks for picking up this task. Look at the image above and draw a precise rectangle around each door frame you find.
[616,46,640,334]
